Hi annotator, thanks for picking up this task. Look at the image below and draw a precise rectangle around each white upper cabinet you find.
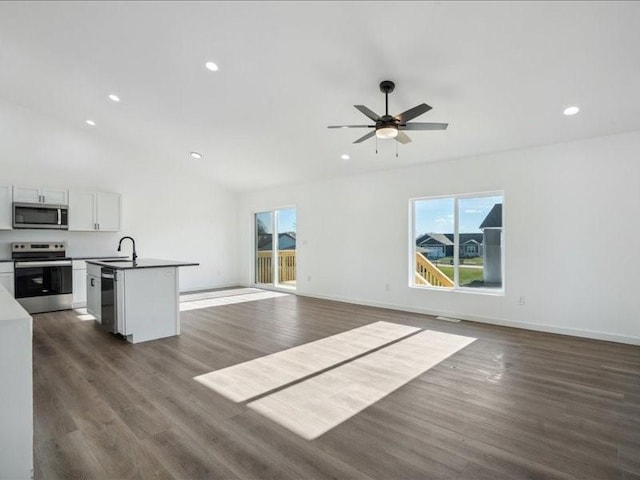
[0,185,12,230]
[68,190,121,232]
[41,188,68,205]
[97,192,121,232]
[13,186,68,205]
[68,191,96,231]
[12,186,40,204]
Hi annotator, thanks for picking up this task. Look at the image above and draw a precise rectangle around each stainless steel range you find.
[12,241,72,314]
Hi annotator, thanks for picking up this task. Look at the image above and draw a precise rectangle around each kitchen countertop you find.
[72,256,129,261]
[85,258,199,270]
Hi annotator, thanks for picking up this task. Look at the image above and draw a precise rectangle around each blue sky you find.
[256,208,296,234]
[415,195,502,236]
[277,208,296,233]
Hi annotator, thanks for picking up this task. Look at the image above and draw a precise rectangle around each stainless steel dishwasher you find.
[100,268,118,333]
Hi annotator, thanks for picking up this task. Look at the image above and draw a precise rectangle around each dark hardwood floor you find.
[33,293,640,479]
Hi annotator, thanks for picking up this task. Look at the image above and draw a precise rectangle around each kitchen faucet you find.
[117,236,137,263]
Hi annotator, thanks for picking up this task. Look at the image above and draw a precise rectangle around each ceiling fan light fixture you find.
[376,126,398,139]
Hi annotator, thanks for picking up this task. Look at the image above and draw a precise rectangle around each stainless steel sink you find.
[98,259,131,263]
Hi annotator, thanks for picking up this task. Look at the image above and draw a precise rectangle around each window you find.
[255,208,297,290]
[411,192,503,292]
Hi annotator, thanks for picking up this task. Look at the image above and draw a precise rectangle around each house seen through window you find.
[412,193,503,292]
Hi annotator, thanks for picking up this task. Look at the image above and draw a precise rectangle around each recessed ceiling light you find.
[108,94,120,102]
[86,120,96,126]
[341,154,350,160]
[190,152,203,159]
[563,106,580,116]
[205,61,219,72]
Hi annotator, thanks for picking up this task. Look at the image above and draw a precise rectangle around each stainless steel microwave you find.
[13,202,69,230]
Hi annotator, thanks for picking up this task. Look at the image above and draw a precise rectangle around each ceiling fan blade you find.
[328,125,373,129]
[396,131,412,144]
[354,105,380,121]
[353,130,376,144]
[401,122,448,131]
[394,103,432,123]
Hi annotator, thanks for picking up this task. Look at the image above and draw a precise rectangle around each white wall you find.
[0,99,239,291]
[239,131,640,345]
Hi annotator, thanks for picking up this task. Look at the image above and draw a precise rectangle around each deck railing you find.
[256,250,450,288]
[256,250,297,284]
[415,252,454,287]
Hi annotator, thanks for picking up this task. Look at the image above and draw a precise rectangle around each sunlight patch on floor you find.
[194,321,420,402]
[248,329,475,439]
[194,319,475,440]
[180,290,290,311]
[74,308,96,321]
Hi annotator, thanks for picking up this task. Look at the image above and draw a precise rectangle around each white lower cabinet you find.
[0,263,14,296]
[72,261,87,308]
[86,264,101,322]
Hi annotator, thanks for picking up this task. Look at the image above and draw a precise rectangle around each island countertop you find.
[85,258,199,270]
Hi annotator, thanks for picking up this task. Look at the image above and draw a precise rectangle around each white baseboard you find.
[296,292,640,346]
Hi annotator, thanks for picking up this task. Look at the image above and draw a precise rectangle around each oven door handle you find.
[15,260,73,268]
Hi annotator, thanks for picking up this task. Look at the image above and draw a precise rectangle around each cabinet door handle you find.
[90,278,95,287]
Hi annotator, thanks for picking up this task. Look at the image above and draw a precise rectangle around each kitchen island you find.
[0,283,33,479]
[86,258,198,344]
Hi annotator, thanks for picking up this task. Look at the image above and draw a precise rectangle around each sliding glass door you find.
[255,208,296,289]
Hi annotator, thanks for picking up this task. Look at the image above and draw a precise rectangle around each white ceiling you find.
[1,1,640,192]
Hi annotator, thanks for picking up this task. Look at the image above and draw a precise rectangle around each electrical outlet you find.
[385,283,390,292]
[518,296,525,305]
[307,275,312,282]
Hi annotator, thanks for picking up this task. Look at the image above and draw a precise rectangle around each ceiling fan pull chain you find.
[375,135,378,154]
[396,140,399,158]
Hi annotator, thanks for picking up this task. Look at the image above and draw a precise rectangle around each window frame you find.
[253,206,297,292]
[409,190,505,295]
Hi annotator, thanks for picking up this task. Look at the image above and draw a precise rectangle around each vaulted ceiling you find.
[1,1,639,191]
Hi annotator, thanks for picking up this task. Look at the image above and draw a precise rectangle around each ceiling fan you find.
[328,80,448,144]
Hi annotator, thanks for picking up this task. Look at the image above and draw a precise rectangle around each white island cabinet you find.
[0,283,33,480]
[85,259,198,344]
[86,263,102,321]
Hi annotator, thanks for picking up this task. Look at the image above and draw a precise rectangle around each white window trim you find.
[409,190,505,295]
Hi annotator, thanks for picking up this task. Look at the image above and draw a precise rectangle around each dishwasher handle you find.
[101,269,117,280]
